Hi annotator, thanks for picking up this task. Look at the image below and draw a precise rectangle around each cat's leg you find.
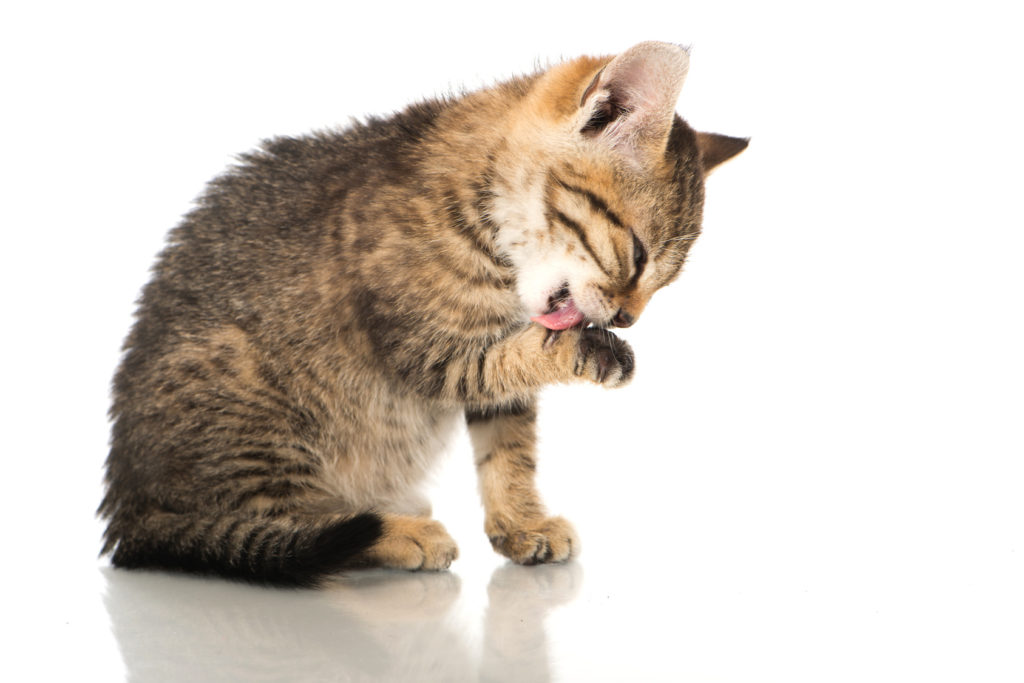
[439,323,635,404]
[466,397,578,565]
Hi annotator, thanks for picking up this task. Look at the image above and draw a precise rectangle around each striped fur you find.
[99,42,746,584]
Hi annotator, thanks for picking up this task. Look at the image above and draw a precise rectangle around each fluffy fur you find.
[99,42,746,585]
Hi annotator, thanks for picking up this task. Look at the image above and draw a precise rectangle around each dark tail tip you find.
[284,512,383,587]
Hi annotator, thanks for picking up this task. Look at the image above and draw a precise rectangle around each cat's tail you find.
[103,509,383,587]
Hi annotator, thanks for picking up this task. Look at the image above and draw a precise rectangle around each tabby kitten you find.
[100,41,747,585]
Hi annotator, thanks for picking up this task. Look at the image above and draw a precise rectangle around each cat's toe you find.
[489,516,578,565]
[575,329,635,388]
[419,522,459,570]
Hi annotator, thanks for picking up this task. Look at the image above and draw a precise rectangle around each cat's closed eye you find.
[632,232,647,281]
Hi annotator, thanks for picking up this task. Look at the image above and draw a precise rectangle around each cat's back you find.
[124,98,461,352]
[160,97,453,281]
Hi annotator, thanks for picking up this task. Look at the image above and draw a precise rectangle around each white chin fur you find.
[489,169,607,320]
[517,255,601,319]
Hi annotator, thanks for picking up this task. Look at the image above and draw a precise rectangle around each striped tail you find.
[104,510,383,587]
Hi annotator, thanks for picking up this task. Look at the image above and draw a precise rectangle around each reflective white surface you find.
[23,501,1024,683]
[4,1,1023,681]
[100,563,580,682]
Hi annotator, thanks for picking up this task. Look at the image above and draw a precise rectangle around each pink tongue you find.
[530,298,585,330]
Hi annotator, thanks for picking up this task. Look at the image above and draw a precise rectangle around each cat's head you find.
[491,41,747,330]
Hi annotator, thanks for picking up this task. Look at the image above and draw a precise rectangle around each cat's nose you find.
[612,309,635,328]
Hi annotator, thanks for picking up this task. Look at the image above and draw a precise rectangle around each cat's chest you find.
[325,386,462,484]
[371,394,462,457]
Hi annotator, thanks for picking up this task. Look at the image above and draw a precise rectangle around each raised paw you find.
[574,328,635,388]
[488,516,579,565]
[365,516,458,571]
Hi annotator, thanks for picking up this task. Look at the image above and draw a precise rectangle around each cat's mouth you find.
[530,285,586,330]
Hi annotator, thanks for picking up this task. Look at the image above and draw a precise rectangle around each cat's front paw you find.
[573,328,635,388]
[488,516,579,565]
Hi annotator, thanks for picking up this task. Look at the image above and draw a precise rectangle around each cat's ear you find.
[696,132,749,173]
[579,41,690,166]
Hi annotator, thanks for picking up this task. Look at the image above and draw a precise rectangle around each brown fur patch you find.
[529,56,610,120]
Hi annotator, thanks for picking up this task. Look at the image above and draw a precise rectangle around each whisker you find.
[656,234,699,249]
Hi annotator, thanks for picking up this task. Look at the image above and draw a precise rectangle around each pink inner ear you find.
[589,42,690,162]
[608,59,662,109]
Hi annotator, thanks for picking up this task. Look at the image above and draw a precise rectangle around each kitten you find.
[99,41,747,585]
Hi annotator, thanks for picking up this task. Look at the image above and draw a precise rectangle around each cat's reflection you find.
[103,567,468,682]
[103,560,581,682]
[481,562,583,682]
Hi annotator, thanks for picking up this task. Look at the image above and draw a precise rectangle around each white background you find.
[3,1,1022,681]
